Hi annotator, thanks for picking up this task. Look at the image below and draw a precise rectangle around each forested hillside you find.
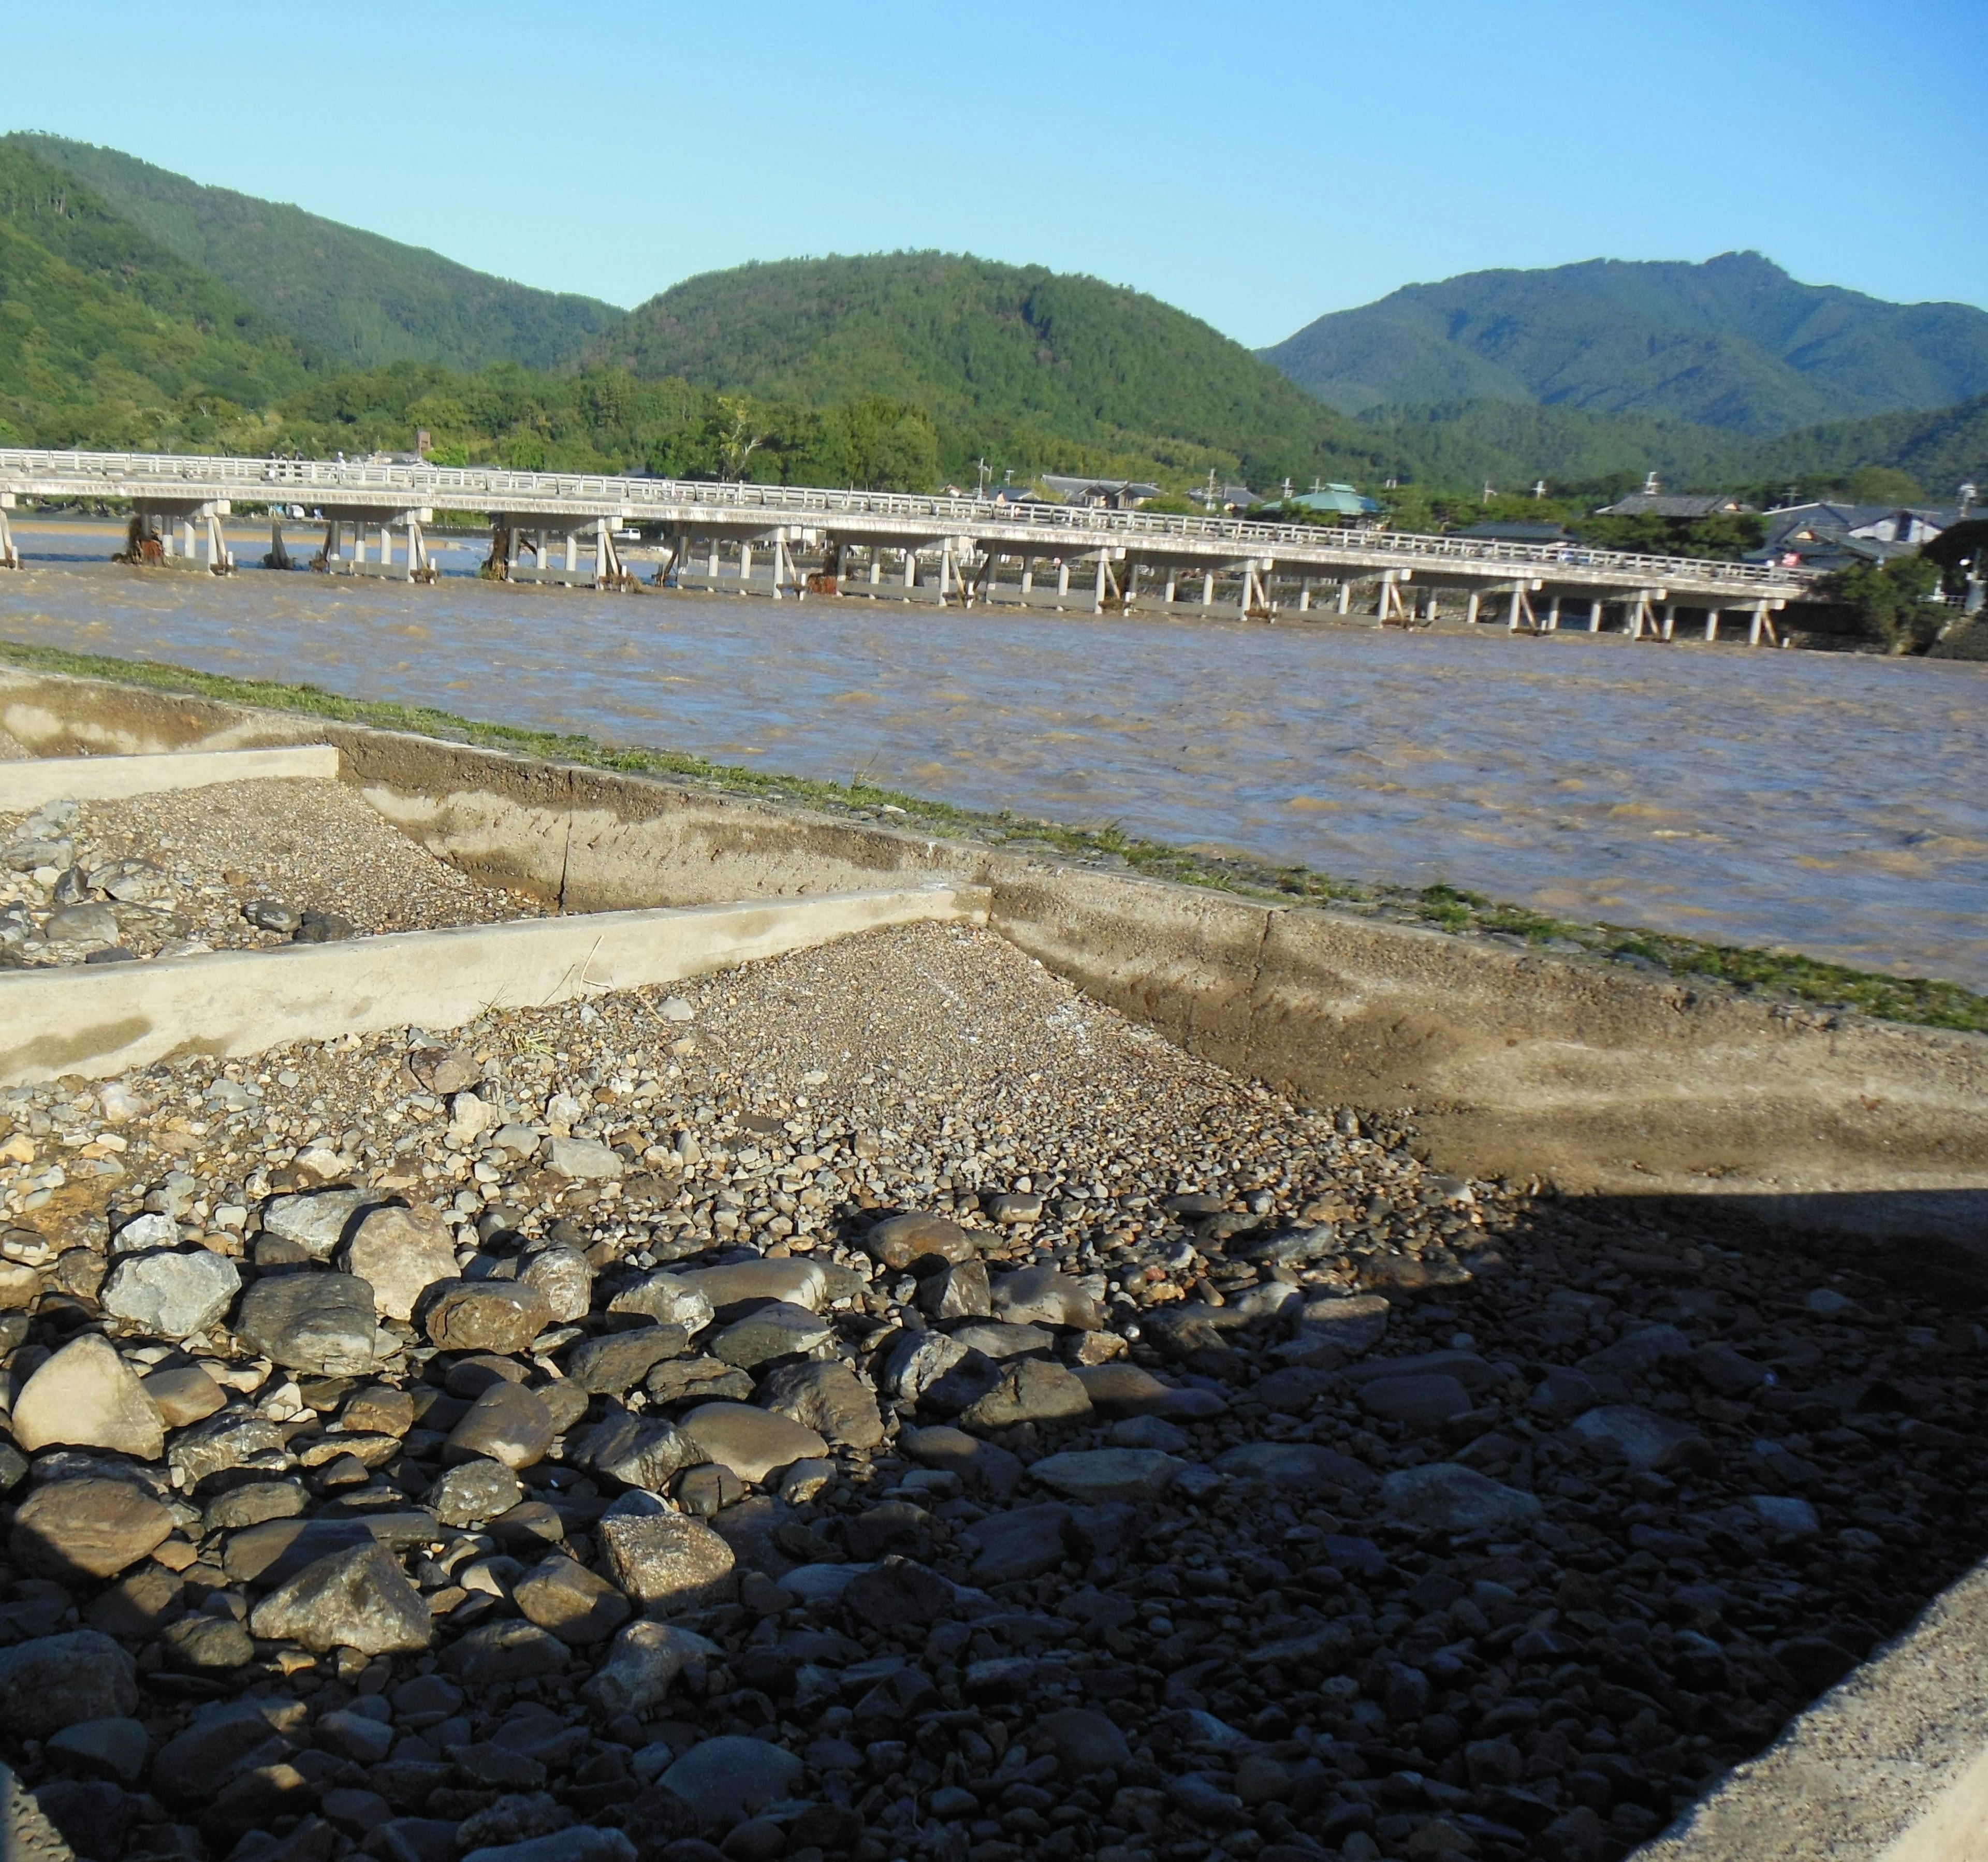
[0,141,321,449]
[1266,252,1988,435]
[588,252,1407,490]
[11,136,624,372]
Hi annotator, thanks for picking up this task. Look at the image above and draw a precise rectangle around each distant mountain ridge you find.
[9,135,624,372]
[588,251,1407,489]
[1263,253,1988,437]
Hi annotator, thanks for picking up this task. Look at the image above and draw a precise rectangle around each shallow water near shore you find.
[2,547,1984,990]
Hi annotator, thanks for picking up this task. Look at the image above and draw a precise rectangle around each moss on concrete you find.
[4,635,1983,1036]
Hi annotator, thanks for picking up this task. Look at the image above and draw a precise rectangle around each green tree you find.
[1820,552,1945,652]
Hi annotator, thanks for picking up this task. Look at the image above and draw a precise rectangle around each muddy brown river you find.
[3,531,1984,990]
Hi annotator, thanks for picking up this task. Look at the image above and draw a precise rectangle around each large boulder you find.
[595,1496,736,1612]
[10,1336,163,1459]
[101,1249,241,1340]
[247,1545,432,1654]
[233,1272,378,1376]
[11,1479,173,1582]
[338,1205,459,1322]
[0,1633,139,1737]
[753,1361,885,1449]
[421,1281,553,1355]
[680,1403,826,1484]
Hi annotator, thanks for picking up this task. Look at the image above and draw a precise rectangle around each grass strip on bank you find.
[3,635,1983,1036]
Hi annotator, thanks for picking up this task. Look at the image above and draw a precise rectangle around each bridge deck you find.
[0,447,1812,605]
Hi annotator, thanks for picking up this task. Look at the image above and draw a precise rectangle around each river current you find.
[3,538,1983,991]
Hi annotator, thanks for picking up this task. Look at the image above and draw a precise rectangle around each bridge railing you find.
[0,446,1810,593]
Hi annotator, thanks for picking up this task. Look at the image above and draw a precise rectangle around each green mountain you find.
[1264,253,1988,436]
[11,135,624,373]
[587,252,1408,491]
[0,140,322,449]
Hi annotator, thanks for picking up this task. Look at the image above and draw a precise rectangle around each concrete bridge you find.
[0,446,1818,644]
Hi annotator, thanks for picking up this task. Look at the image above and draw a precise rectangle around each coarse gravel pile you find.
[0,782,545,966]
[0,923,1981,1862]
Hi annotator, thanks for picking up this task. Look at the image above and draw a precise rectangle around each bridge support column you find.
[1055,559,1070,607]
[904,549,918,598]
[739,542,753,590]
[1544,594,1561,632]
[0,499,17,571]
[1465,590,1481,626]
[1748,601,1777,646]
[1162,569,1176,604]
[1297,578,1311,613]
[1507,586,1526,631]
[1589,598,1605,632]
[1336,580,1351,615]
[1704,607,1720,643]
[1093,554,1108,614]
[870,550,882,589]
[1200,570,1214,608]
[1661,601,1677,641]
[1019,560,1034,598]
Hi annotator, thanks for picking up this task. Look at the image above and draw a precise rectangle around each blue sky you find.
[7,0,1983,347]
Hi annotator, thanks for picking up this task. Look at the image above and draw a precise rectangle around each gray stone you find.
[248,1544,432,1653]
[222,1519,373,1586]
[422,1280,552,1354]
[883,1329,970,1400]
[1280,1293,1391,1363]
[204,1479,309,1532]
[546,1138,624,1181]
[1584,1323,1694,1376]
[579,1620,717,1717]
[0,1633,138,1737]
[753,1360,885,1449]
[900,1424,1022,1500]
[573,1413,698,1490]
[561,1325,690,1395]
[1380,1462,1543,1534]
[1568,1404,1705,1470]
[1111,1415,1190,1451]
[1693,1342,1769,1395]
[991,1265,1104,1330]
[1213,1442,1378,1493]
[447,1382,555,1470]
[43,903,119,944]
[864,1213,977,1271]
[261,1189,382,1260]
[170,1409,289,1488]
[512,1554,632,1644]
[315,1706,397,1765]
[606,1272,714,1331]
[1072,1363,1224,1419]
[518,1245,592,1323]
[681,1402,827,1483]
[1750,1494,1820,1535]
[141,1363,228,1427]
[427,1459,525,1529]
[10,1336,163,1458]
[960,1505,1074,1584]
[1238,1224,1340,1269]
[161,1612,256,1671]
[440,1621,569,1685]
[462,1829,636,1862]
[676,1259,827,1314]
[985,1191,1044,1225]
[842,1555,954,1630]
[1343,1349,1499,1392]
[338,1205,459,1322]
[657,1734,803,1832]
[644,1355,753,1405]
[918,1259,991,1319]
[596,1495,736,1611]
[108,1211,179,1256]
[101,1248,241,1340]
[957,1358,1093,1429]
[234,1272,378,1375]
[710,1301,832,1368]
[947,1320,1057,1360]
[1226,1281,1302,1322]
[1357,1373,1475,1429]
[1529,1369,1600,1419]
[1033,1706,1132,1780]
[1028,1447,1182,1504]
[45,1718,150,1786]
[11,1478,173,1581]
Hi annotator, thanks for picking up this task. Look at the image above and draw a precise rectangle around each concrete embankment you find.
[3,663,1984,1249]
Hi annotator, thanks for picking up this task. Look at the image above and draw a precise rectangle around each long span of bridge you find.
[0,446,1817,644]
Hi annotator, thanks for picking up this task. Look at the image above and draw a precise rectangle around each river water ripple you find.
[3,554,1984,989]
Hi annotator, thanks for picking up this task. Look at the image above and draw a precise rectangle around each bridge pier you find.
[1544,594,1561,633]
[0,496,16,571]
[118,499,233,573]
[315,507,435,583]
[484,513,632,590]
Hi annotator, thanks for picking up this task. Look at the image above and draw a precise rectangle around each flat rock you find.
[1381,1462,1542,1534]
[339,1205,459,1322]
[440,1621,569,1686]
[681,1402,827,1483]
[248,1544,432,1654]
[675,1260,828,1315]
[947,1320,1057,1360]
[842,1555,955,1629]
[446,1381,556,1470]
[11,1478,174,1581]
[991,1265,1103,1330]
[513,1554,632,1644]
[919,1259,992,1319]
[546,1138,624,1182]
[596,1498,736,1611]
[45,1718,150,1786]
[1072,1363,1224,1419]
[234,1272,378,1376]
[0,1633,138,1738]
[960,1504,1074,1584]
[1029,1447,1184,1504]
[561,1325,690,1394]
[518,1245,592,1322]
[864,1213,978,1271]
[1568,1404,1705,1470]
[422,1281,553,1354]
[709,1301,832,1368]
[579,1620,717,1718]
[427,1459,525,1529]
[1112,1414,1190,1451]
[659,1734,803,1832]
[1282,1293,1391,1363]
[1357,1373,1475,1429]
[1034,1706,1132,1779]
[463,1832,634,1862]
[573,1413,698,1491]
[141,1363,228,1427]
[957,1358,1093,1429]
[261,1189,383,1260]
[1343,1349,1499,1391]
[900,1424,1022,1500]
[1212,1442,1378,1493]
[753,1360,885,1449]
[606,1272,714,1331]
[883,1330,970,1400]
[10,1335,164,1458]
[101,1248,241,1340]
[1584,1323,1694,1376]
